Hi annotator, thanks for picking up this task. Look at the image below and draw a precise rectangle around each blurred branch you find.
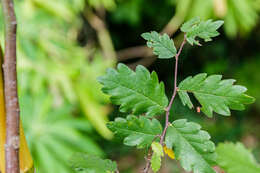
[1,0,20,173]
[116,12,187,68]
[84,8,116,60]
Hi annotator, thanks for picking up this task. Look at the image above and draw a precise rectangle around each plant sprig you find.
[70,17,255,173]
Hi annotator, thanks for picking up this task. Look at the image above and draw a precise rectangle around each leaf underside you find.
[151,142,164,172]
[178,73,255,117]
[141,31,177,59]
[98,63,168,117]
[216,142,260,173]
[107,115,162,148]
[69,153,117,173]
[165,119,217,173]
[181,17,224,46]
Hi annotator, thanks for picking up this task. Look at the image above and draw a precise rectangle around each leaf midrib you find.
[172,125,215,172]
[155,39,176,56]
[178,88,242,100]
[114,126,160,137]
[108,78,167,110]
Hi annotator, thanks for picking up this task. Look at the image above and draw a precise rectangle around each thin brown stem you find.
[143,35,186,173]
[159,35,186,145]
[1,0,20,173]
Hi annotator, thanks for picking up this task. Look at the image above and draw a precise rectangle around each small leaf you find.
[98,63,168,117]
[178,73,255,117]
[141,31,177,59]
[181,17,224,45]
[107,115,162,148]
[69,153,117,173]
[163,146,175,159]
[151,142,164,172]
[165,119,217,173]
[216,142,260,173]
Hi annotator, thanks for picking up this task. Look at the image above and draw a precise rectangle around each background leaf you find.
[69,153,117,173]
[98,63,168,117]
[216,142,260,173]
[178,73,255,117]
[107,115,162,148]
[165,119,217,173]
[141,31,177,59]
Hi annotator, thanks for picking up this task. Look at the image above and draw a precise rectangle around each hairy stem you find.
[1,0,20,173]
[143,35,186,173]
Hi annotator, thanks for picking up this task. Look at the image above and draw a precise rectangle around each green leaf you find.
[69,153,117,173]
[181,17,224,45]
[216,142,260,173]
[178,73,255,117]
[98,63,168,117]
[141,31,177,59]
[165,119,217,173]
[151,142,164,172]
[107,115,162,148]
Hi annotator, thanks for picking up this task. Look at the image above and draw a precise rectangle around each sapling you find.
[70,17,255,173]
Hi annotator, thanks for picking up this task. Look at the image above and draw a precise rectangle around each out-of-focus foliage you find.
[87,0,116,10]
[216,142,260,173]
[20,92,104,173]
[173,0,260,37]
[69,153,117,173]
[234,56,260,109]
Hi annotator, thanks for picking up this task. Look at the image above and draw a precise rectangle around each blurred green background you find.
[0,0,260,172]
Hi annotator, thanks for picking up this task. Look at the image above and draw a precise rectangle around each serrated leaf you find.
[107,115,162,148]
[165,119,217,173]
[216,142,260,173]
[69,153,117,173]
[181,17,224,45]
[98,63,168,117]
[151,142,164,172]
[141,31,177,59]
[178,73,255,117]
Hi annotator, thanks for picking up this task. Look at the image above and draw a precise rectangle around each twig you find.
[159,34,186,144]
[84,8,116,60]
[1,0,20,173]
[117,12,186,63]
[143,35,186,173]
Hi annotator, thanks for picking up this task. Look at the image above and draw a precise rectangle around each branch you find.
[117,12,186,64]
[1,0,20,173]
[159,34,186,144]
[143,35,186,173]
[84,8,116,60]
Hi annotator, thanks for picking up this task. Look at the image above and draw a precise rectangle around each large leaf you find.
[165,119,217,173]
[178,73,255,117]
[141,31,177,59]
[98,63,168,117]
[181,17,224,45]
[107,115,162,148]
[151,142,164,172]
[216,142,260,173]
[69,153,117,173]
